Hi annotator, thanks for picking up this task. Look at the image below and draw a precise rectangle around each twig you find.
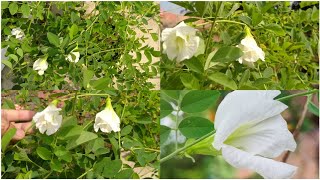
[281,96,309,162]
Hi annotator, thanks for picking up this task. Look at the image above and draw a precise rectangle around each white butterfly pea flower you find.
[33,100,62,136]
[237,27,265,67]
[212,90,297,179]
[66,48,80,63]
[94,97,120,133]
[11,28,25,40]
[161,21,200,63]
[33,56,48,75]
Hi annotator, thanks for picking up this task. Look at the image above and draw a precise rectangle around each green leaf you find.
[181,90,220,113]
[160,125,171,145]
[103,159,122,178]
[54,146,72,162]
[178,117,214,138]
[50,159,63,172]
[69,24,79,39]
[121,125,132,136]
[264,23,286,36]
[47,32,60,47]
[115,169,136,179]
[36,147,52,160]
[194,38,205,57]
[20,4,30,17]
[252,11,262,26]
[1,60,12,70]
[239,69,250,88]
[1,128,17,152]
[83,69,94,88]
[208,72,238,90]
[160,99,173,118]
[263,67,273,78]
[180,73,200,90]
[1,1,9,9]
[183,57,204,74]
[91,77,111,90]
[308,96,319,117]
[150,33,158,41]
[17,48,23,57]
[66,131,98,150]
[8,54,18,62]
[9,2,19,15]
[211,47,243,63]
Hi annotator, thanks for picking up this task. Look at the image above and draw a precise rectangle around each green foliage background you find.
[1,1,160,90]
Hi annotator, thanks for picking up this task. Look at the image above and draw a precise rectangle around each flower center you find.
[175,36,185,52]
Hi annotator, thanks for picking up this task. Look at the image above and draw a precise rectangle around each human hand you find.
[1,109,35,141]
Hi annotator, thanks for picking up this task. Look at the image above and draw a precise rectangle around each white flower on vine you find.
[161,21,200,62]
[212,90,297,179]
[237,27,265,67]
[94,97,120,133]
[11,28,25,40]
[66,49,80,63]
[33,100,62,136]
[33,56,48,75]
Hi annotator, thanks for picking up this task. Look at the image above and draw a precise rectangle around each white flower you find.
[66,50,80,63]
[161,21,200,62]
[94,97,120,133]
[11,28,25,40]
[212,90,297,179]
[237,27,265,67]
[33,100,62,136]
[33,57,48,75]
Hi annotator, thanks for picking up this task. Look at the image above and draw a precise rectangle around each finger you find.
[2,110,35,122]
[8,123,26,141]
[13,122,34,134]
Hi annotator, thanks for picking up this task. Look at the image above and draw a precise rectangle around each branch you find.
[281,96,309,162]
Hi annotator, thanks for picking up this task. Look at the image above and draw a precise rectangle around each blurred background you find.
[160,90,319,178]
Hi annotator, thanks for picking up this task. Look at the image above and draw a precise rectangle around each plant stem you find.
[276,89,318,101]
[282,95,310,162]
[160,131,215,164]
[205,2,222,55]
[91,48,124,56]
[77,168,93,179]
[175,109,180,151]
[131,147,160,153]
[196,20,246,27]
[77,93,111,98]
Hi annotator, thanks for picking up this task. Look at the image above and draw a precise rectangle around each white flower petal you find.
[33,104,62,136]
[33,58,48,75]
[225,114,296,158]
[94,107,121,133]
[237,36,265,65]
[161,21,201,62]
[221,145,297,179]
[213,90,287,150]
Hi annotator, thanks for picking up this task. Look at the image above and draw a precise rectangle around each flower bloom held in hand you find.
[161,21,200,62]
[33,100,62,135]
[11,28,25,40]
[33,56,48,75]
[237,26,265,67]
[94,97,120,133]
[212,90,297,179]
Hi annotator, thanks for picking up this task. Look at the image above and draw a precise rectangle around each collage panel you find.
[160,90,319,179]
[1,90,160,178]
[160,1,319,90]
[1,1,160,90]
